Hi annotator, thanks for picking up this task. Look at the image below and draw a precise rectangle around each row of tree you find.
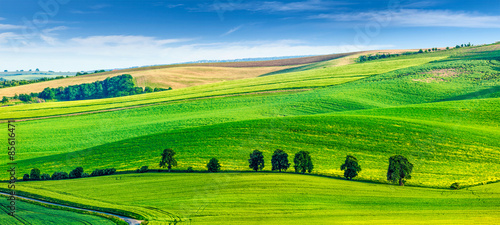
[7,74,172,103]
[22,167,116,181]
[0,76,68,89]
[357,50,428,63]
[158,149,415,186]
[358,43,474,63]
[75,70,106,76]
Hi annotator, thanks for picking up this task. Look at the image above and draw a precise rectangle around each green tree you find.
[69,167,84,178]
[159,148,177,172]
[387,155,413,186]
[41,174,51,180]
[39,87,55,100]
[248,150,265,171]
[51,172,69,180]
[138,166,148,173]
[271,149,290,172]
[18,94,32,102]
[418,49,424,53]
[144,86,154,93]
[1,96,8,103]
[23,174,29,181]
[207,158,221,172]
[30,168,41,180]
[340,155,362,180]
[293,151,313,174]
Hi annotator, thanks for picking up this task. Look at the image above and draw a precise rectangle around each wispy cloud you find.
[0,17,5,21]
[43,26,68,34]
[0,24,26,30]
[221,25,244,36]
[311,9,500,28]
[71,4,111,14]
[0,32,23,44]
[69,35,192,47]
[0,34,391,71]
[89,4,111,10]
[166,4,183,8]
[197,0,349,13]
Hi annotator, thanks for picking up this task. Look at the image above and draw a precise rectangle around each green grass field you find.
[0,55,443,120]
[14,97,499,188]
[13,173,500,224]
[0,198,115,225]
[2,44,500,224]
[3,44,499,188]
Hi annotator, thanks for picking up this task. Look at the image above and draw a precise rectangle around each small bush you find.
[30,168,41,180]
[51,172,69,180]
[186,167,194,173]
[450,182,460,190]
[82,173,90,178]
[23,174,30,181]
[41,174,51,180]
[91,168,116,177]
[69,167,84,178]
[207,158,221,172]
[139,166,148,173]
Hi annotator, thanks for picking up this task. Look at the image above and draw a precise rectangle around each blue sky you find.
[0,0,499,71]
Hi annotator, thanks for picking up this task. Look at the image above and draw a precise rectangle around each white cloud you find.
[0,34,391,71]
[69,35,192,47]
[43,26,68,34]
[0,17,5,21]
[0,32,22,44]
[221,25,243,36]
[199,0,348,12]
[311,9,500,28]
[0,24,26,30]
[89,4,111,10]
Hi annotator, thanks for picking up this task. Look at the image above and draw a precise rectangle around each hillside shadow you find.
[259,65,309,77]
[440,85,500,102]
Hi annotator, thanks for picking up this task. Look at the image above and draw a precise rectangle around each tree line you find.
[22,149,460,189]
[358,43,474,63]
[157,148,419,187]
[5,74,171,103]
[22,167,116,181]
[0,76,68,89]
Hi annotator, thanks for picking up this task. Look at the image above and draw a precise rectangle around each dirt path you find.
[1,88,311,123]
[0,192,143,225]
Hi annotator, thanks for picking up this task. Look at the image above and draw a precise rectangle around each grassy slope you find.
[0,56,442,120]
[0,199,115,225]
[3,45,498,186]
[14,173,500,224]
[15,98,499,188]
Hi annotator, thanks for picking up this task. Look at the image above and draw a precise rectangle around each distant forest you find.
[15,74,170,102]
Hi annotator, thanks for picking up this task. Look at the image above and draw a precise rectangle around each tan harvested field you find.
[0,66,296,97]
[0,49,420,97]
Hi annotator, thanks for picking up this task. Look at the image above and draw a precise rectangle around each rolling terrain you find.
[11,173,500,224]
[0,52,359,97]
[2,43,500,224]
[0,198,116,225]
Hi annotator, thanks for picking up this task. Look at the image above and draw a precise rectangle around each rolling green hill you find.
[2,44,499,188]
[12,173,500,224]
[2,43,500,224]
[14,97,499,188]
[0,199,115,225]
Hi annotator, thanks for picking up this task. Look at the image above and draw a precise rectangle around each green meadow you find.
[1,44,499,224]
[13,173,500,224]
[0,199,115,225]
